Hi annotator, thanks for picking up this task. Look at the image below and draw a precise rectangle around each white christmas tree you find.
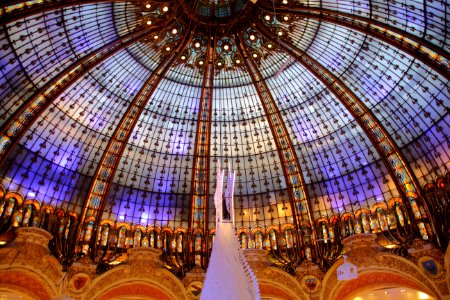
[200,163,260,300]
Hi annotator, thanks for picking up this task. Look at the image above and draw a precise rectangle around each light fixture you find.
[165,46,171,51]
[195,42,201,48]
[278,30,283,36]
[154,35,159,40]
[265,15,270,20]
[337,255,358,280]
[283,15,289,21]
[162,6,169,12]
[146,20,152,25]
[282,0,288,4]
[249,34,255,41]
[418,292,431,299]
[235,59,241,64]
[267,43,273,49]
[252,53,258,58]
[172,28,178,34]
[223,44,230,51]
[199,60,204,65]
[217,62,222,67]
[145,3,151,8]
[181,55,186,60]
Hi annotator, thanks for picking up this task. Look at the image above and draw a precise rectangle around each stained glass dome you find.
[0,0,448,271]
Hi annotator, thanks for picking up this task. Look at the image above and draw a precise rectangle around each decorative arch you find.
[85,265,189,300]
[22,199,40,211]
[354,208,370,219]
[236,227,250,236]
[4,192,23,206]
[161,226,174,235]
[147,225,161,233]
[329,215,340,224]
[0,268,57,300]
[251,225,265,234]
[340,212,355,221]
[280,223,295,231]
[387,197,403,209]
[334,271,438,300]
[370,202,388,214]
[260,283,302,300]
[95,282,174,300]
[84,216,96,223]
[266,224,280,234]
[100,219,115,227]
[115,222,131,230]
[315,217,329,226]
[174,227,187,234]
[321,254,443,300]
[133,224,146,231]
[0,287,35,300]
[257,267,308,300]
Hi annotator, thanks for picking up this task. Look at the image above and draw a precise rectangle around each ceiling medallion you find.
[133,0,296,73]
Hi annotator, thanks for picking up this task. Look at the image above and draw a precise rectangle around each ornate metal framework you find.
[236,35,314,240]
[255,18,440,245]
[0,0,448,278]
[81,25,193,230]
[257,1,450,80]
[187,30,215,267]
[0,25,161,164]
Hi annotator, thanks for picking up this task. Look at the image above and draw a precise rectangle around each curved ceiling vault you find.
[0,0,448,234]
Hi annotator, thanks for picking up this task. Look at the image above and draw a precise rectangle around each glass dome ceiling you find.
[0,0,448,234]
